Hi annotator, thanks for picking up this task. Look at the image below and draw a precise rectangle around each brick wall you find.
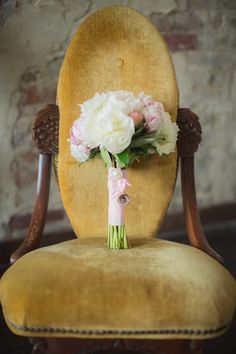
[0,0,236,240]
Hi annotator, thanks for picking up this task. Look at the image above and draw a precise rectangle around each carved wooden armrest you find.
[11,105,59,264]
[177,108,223,264]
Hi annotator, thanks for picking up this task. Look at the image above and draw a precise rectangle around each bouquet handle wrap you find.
[107,168,131,249]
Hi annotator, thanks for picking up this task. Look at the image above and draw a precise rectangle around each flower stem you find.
[107,224,129,249]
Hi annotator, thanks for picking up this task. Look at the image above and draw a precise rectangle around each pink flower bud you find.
[129,111,143,127]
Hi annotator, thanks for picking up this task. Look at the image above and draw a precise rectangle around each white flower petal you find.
[101,109,135,154]
[70,144,90,162]
[152,112,179,155]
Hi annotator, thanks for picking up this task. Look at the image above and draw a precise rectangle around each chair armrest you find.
[177,108,223,264]
[10,105,59,264]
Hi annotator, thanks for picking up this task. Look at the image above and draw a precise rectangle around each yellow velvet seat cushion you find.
[0,237,236,340]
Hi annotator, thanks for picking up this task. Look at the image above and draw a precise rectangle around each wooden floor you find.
[1,218,236,354]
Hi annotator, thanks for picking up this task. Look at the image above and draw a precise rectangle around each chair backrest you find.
[57,6,179,239]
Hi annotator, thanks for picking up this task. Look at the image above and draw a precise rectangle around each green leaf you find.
[127,144,155,166]
[100,147,112,168]
[114,154,126,168]
[89,147,100,160]
[117,150,130,165]
[130,136,156,148]
[133,125,145,137]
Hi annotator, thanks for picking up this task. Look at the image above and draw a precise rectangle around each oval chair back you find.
[57,6,179,239]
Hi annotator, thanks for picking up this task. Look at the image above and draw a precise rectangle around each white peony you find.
[152,112,179,155]
[107,90,142,114]
[81,90,141,119]
[80,91,136,153]
[82,114,104,149]
[99,109,135,154]
[80,92,108,117]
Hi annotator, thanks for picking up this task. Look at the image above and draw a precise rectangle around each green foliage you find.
[133,125,144,137]
[130,134,155,148]
[89,147,100,160]
[88,131,157,169]
[115,150,130,168]
[128,144,153,165]
[100,147,112,168]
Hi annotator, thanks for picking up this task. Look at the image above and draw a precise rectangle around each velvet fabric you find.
[1,237,236,339]
[57,6,179,239]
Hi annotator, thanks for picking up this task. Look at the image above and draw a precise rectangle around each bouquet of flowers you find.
[69,91,179,249]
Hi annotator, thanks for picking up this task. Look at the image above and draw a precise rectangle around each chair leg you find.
[41,338,205,354]
[190,340,205,354]
[29,337,48,354]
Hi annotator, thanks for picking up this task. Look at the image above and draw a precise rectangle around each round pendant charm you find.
[118,193,130,206]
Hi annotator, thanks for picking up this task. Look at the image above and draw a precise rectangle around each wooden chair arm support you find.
[10,154,52,264]
[181,156,223,264]
[177,108,223,264]
[10,104,59,264]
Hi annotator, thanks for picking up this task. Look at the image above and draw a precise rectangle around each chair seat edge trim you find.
[6,318,231,340]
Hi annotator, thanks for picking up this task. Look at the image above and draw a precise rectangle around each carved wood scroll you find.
[177,108,202,157]
[177,108,223,264]
[32,104,59,155]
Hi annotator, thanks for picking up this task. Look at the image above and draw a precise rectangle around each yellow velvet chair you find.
[0,6,236,354]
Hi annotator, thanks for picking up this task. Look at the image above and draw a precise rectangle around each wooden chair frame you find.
[8,106,223,354]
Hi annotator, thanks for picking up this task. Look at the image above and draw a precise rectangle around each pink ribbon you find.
[108,168,131,226]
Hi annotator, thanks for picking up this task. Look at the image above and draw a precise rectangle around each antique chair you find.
[0,6,236,354]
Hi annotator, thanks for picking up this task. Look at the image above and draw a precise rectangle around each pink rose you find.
[70,115,91,162]
[138,93,164,132]
[70,115,87,145]
[143,103,164,132]
[70,143,91,162]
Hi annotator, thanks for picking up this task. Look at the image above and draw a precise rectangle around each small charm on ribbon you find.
[118,193,130,206]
